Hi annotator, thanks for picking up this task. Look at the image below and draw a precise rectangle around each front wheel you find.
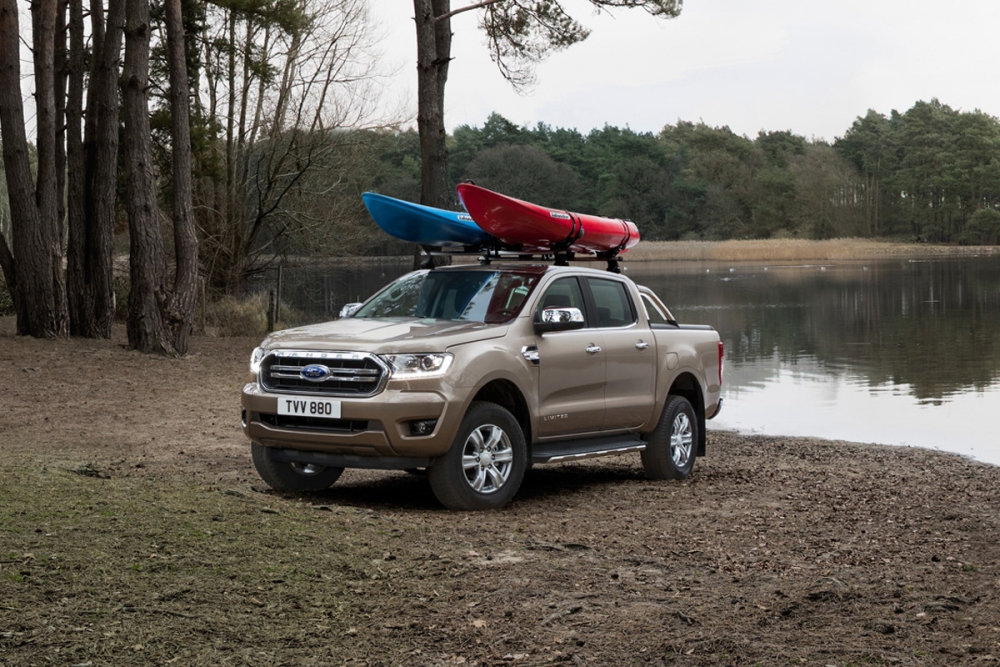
[428,402,526,510]
[641,396,698,480]
[251,442,344,492]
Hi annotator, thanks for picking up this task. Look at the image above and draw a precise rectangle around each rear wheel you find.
[251,442,343,492]
[428,402,526,510]
[641,396,698,480]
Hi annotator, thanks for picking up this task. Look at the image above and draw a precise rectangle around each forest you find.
[8,98,1000,271]
[365,100,1000,249]
[3,0,1000,347]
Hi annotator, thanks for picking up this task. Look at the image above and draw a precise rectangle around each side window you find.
[641,293,669,325]
[586,278,636,328]
[536,278,587,322]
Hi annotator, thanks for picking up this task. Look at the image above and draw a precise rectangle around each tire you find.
[428,401,526,510]
[251,442,344,492]
[641,395,698,480]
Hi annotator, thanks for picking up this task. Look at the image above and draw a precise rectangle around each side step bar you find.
[531,434,646,465]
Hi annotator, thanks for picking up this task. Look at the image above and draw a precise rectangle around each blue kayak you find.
[362,192,490,248]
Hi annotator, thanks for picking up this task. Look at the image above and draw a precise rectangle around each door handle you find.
[586,345,602,354]
[635,341,650,350]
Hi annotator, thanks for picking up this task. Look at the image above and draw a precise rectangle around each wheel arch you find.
[472,379,532,448]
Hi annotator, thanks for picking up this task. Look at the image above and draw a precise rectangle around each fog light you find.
[409,419,438,436]
[241,409,247,428]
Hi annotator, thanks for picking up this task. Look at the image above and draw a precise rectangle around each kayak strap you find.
[548,212,585,254]
[595,220,635,272]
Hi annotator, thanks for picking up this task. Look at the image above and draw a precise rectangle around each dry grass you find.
[626,238,1000,262]
[203,293,309,338]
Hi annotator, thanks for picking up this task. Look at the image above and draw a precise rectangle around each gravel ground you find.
[2,317,999,666]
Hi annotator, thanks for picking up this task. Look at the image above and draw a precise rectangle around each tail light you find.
[718,341,724,387]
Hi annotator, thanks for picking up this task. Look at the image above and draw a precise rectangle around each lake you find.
[634,257,1000,466]
[274,255,1000,466]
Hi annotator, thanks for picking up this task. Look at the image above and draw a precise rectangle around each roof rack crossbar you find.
[417,246,626,273]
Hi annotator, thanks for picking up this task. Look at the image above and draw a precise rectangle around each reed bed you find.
[626,238,999,262]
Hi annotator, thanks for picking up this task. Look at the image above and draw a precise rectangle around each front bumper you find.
[240,380,466,462]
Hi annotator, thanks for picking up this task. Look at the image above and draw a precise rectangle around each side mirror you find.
[534,307,585,334]
[339,302,362,319]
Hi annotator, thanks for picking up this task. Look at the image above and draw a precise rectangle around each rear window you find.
[585,277,636,328]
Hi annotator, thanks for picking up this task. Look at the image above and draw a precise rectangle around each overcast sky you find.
[371,0,1000,142]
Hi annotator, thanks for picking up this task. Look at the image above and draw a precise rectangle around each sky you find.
[370,0,1000,142]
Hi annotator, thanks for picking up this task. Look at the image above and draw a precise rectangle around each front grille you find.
[259,350,389,397]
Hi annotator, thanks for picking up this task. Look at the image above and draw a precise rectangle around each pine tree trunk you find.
[0,0,67,337]
[66,0,88,333]
[164,0,199,354]
[413,0,452,269]
[123,0,173,355]
[55,0,68,237]
[68,0,125,337]
[414,0,452,210]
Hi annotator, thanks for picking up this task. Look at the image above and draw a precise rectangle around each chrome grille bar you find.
[269,372,377,383]
[259,350,389,397]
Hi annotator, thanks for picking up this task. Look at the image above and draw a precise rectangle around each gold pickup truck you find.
[241,263,723,510]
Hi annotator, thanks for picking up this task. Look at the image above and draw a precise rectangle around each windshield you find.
[354,270,539,324]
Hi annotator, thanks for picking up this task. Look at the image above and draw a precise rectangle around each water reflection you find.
[279,256,1000,465]
[630,257,1000,464]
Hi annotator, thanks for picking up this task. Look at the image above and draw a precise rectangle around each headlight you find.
[249,347,265,374]
[382,353,453,378]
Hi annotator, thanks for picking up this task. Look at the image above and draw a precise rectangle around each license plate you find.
[277,397,341,419]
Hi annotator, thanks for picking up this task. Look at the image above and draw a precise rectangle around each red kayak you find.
[456,183,640,255]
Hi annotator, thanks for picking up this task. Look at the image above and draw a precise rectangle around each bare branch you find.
[434,0,502,23]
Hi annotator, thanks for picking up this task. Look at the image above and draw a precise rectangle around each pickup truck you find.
[241,262,723,510]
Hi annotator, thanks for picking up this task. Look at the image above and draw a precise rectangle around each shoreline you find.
[624,237,1000,262]
[271,239,1000,268]
[710,423,999,470]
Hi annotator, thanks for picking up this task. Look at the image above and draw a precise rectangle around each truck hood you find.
[261,317,509,353]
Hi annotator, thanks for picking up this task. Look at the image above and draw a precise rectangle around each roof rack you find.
[418,244,625,274]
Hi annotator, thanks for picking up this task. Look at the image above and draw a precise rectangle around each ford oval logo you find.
[300,364,331,381]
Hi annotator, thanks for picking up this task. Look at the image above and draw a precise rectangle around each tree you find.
[66,0,125,338]
[121,0,200,356]
[162,0,199,353]
[789,143,865,239]
[893,100,962,241]
[1,0,126,339]
[465,143,581,208]
[959,208,1000,245]
[194,0,381,292]
[410,0,682,211]
[835,109,895,237]
[123,0,172,353]
[0,0,68,337]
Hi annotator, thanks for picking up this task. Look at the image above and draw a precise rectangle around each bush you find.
[960,208,1000,245]
[203,292,308,338]
[205,293,271,338]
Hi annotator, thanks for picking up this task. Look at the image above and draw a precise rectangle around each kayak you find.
[362,192,490,248]
[456,183,640,254]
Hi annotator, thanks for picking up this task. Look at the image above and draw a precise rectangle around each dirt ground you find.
[2,315,1000,667]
